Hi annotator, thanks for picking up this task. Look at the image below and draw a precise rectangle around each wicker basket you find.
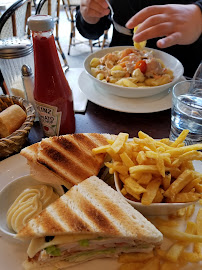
[0,95,35,159]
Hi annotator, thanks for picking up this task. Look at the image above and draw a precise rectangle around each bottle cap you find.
[28,15,54,32]
[22,64,33,76]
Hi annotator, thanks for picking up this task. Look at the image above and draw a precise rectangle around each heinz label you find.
[35,101,61,137]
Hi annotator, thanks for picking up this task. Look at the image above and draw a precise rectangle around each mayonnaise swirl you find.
[7,185,59,233]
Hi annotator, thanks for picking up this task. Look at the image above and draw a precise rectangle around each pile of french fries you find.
[118,203,202,270]
[93,130,202,205]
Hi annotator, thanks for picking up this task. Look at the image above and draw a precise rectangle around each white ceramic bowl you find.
[84,46,184,98]
[114,172,194,216]
[0,175,64,237]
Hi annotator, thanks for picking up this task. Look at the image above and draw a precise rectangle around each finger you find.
[126,5,168,28]
[134,14,168,35]
[133,22,173,43]
[82,0,109,17]
[82,4,109,18]
[157,32,182,48]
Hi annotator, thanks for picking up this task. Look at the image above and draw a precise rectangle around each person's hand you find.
[126,4,202,48]
[80,0,110,24]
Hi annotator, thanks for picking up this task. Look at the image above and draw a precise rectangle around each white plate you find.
[79,70,175,113]
[0,154,201,270]
[84,46,184,98]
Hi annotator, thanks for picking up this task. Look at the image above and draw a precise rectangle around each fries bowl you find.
[114,172,194,216]
[84,46,184,98]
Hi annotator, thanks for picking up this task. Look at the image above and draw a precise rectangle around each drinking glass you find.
[169,80,202,145]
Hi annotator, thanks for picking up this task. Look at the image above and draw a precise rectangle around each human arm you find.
[76,0,111,40]
[126,3,202,48]
[79,0,110,24]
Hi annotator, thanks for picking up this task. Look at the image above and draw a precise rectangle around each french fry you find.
[92,130,202,205]
[182,178,201,192]
[176,207,187,217]
[195,184,202,193]
[153,218,179,227]
[165,242,186,262]
[180,252,202,262]
[124,185,141,200]
[107,148,122,162]
[136,151,147,164]
[118,252,154,263]
[92,144,110,154]
[153,188,164,203]
[157,225,202,242]
[170,129,189,147]
[172,192,201,203]
[193,209,202,255]
[120,152,134,167]
[164,170,194,200]
[162,173,171,190]
[137,173,152,185]
[196,208,202,235]
[165,144,202,157]
[156,154,165,177]
[129,165,159,175]
[172,150,202,167]
[140,257,160,270]
[185,204,195,219]
[160,261,181,270]
[125,177,146,195]
[111,132,128,153]
[141,179,161,205]
[119,262,145,270]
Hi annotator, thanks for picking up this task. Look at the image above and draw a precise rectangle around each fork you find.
[105,0,132,36]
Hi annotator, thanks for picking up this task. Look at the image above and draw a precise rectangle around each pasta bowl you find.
[84,46,184,98]
[0,175,64,237]
[114,172,195,216]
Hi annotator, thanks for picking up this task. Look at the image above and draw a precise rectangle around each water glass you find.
[170,80,202,145]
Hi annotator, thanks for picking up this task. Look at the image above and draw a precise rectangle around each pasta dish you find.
[90,48,174,88]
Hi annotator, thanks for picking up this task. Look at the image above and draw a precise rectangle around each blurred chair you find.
[62,0,93,55]
[0,0,31,39]
[62,0,110,55]
[36,0,69,68]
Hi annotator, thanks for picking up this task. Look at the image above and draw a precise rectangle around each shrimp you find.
[119,48,136,59]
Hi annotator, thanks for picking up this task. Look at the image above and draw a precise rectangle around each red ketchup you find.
[28,15,75,136]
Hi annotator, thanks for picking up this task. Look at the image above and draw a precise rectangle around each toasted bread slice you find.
[17,176,163,244]
[21,133,114,189]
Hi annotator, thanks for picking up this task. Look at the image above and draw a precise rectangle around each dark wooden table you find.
[28,101,171,145]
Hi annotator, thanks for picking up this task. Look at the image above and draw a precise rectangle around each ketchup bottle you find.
[28,15,75,136]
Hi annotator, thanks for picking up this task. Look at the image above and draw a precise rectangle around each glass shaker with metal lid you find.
[0,37,34,98]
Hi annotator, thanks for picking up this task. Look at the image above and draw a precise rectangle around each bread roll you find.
[0,104,26,138]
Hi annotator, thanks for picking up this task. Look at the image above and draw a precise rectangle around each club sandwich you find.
[20,133,114,189]
[16,176,163,270]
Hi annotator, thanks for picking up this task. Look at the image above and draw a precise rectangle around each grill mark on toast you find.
[51,197,91,232]
[79,178,161,242]
[19,210,66,237]
[38,148,91,185]
[37,134,108,186]
[68,191,120,235]
[51,135,105,171]
[80,182,140,236]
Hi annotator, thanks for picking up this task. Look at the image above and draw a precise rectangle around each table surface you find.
[28,103,171,144]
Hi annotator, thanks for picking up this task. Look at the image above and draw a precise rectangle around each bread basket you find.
[0,95,35,159]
